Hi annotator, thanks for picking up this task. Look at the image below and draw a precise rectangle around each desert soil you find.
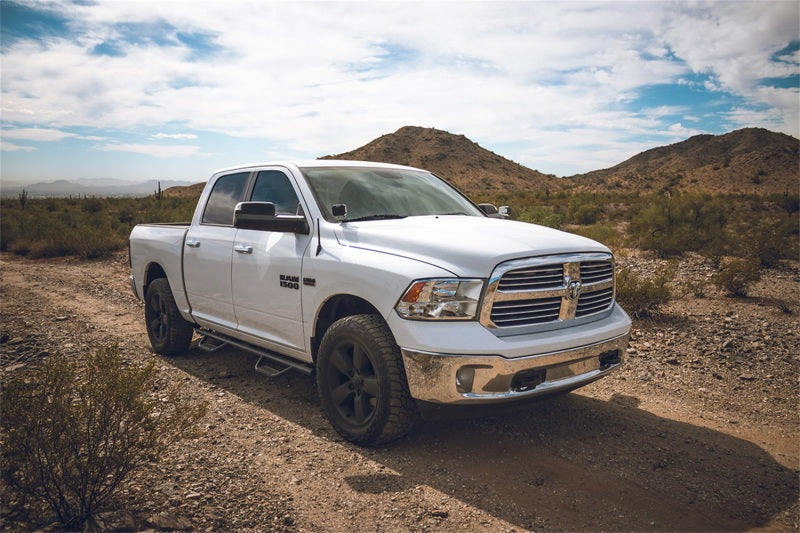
[1,251,798,532]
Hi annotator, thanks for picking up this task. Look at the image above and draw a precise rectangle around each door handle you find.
[234,244,253,254]
[185,239,201,248]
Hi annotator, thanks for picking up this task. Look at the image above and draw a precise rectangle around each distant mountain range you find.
[0,178,195,198]
[5,127,797,199]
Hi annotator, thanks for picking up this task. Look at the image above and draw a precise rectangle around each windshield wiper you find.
[344,214,407,222]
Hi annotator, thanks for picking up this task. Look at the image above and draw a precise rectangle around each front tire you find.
[145,278,193,356]
[316,314,418,445]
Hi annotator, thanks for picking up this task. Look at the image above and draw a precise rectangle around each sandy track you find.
[1,252,797,532]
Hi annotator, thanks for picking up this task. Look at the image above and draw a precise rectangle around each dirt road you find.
[1,252,797,531]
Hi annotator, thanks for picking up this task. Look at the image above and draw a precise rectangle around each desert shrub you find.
[779,195,799,214]
[1,344,206,530]
[572,223,621,248]
[0,195,196,259]
[565,194,602,225]
[82,197,104,213]
[627,193,729,257]
[517,205,563,229]
[713,258,761,297]
[615,265,673,318]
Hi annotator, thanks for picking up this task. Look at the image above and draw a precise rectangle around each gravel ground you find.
[1,251,797,532]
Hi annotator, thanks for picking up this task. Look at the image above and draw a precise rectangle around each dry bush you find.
[713,258,762,297]
[615,265,673,319]
[1,345,207,530]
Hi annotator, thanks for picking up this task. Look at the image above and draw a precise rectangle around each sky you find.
[1,0,798,184]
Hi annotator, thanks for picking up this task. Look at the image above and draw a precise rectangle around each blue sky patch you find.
[770,40,799,63]
[0,1,72,49]
[346,42,419,74]
[176,31,223,61]
[758,74,800,89]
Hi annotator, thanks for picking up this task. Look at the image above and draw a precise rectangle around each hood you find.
[333,215,610,277]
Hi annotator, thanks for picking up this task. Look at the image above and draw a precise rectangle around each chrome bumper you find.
[401,334,628,404]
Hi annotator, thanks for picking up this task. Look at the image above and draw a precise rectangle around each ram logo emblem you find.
[566,277,582,301]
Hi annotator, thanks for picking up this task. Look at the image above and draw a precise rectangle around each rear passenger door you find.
[231,168,312,356]
[183,171,250,331]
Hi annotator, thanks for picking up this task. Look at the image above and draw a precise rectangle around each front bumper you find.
[401,333,628,404]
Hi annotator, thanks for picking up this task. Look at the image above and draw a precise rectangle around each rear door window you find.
[202,172,249,225]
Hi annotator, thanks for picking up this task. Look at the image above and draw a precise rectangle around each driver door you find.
[231,168,312,355]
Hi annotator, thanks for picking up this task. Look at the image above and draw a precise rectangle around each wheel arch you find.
[311,294,382,361]
[143,262,167,297]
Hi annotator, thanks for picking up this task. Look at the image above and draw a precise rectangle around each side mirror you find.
[498,205,513,219]
[478,203,506,218]
[331,204,347,220]
[234,202,309,234]
[478,203,498,215]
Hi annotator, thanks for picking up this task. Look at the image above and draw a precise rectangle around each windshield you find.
[301,166,484,222]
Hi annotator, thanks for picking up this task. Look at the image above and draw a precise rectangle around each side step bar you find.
[195,328,314,377]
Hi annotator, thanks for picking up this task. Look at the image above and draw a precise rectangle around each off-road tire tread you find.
[317,314,419,446]
[145,278,193,356]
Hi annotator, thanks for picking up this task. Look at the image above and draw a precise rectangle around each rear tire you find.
[316,314,418,445]
[145,278,193,356]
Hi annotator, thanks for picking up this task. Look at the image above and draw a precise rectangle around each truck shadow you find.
[165,344,798,532]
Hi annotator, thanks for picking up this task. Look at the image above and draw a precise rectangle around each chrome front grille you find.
[576,287,614,317]
[496,265,563,291]
[480,253,615,334]
[580,261,614,283]
[490,296,563,326]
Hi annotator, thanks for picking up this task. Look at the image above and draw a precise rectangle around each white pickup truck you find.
[129,160,630,445]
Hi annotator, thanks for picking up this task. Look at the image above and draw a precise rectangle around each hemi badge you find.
[303,278,316,287]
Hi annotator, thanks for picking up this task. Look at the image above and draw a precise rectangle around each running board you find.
[196,328,313,377]
[197,335,228,352]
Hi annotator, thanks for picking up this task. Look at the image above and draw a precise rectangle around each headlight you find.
[395,279,483,320]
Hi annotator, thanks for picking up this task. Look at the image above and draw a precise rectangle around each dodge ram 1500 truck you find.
[129,160,631,445]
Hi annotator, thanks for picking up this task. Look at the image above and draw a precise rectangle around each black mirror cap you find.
[234,202,309,234]
[478,203,498,215]
[331,203,347,220]
[478,203,507,218]
[237,201,276,217]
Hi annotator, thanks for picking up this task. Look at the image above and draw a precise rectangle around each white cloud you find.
[1,1,797,177]
[152,133,198,140]
[1,127,77,141]
[95,143,204,158]
[1,141,37,152]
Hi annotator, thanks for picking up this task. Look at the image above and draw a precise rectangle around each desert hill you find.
[164,126,798,198]
[320,126,561,194]
[163,182,206,198]
[570,128,798,195]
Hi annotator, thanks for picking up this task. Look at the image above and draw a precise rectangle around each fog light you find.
[456,367,475,393]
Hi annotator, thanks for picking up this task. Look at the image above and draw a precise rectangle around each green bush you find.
[572,223,622,248]
[0,195,197,259]
[627,193,729,257]
[713,258,761,297]
[615,265,673,318]
[517,205,563,229]
[1,345,207,530]
[565,193,602,225]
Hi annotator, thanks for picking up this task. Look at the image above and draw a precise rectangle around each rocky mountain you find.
[569,128,798,195]
[320,126,562,194]
[161,126,798,198]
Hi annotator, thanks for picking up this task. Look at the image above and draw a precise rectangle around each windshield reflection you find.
[301,167,484,222]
